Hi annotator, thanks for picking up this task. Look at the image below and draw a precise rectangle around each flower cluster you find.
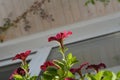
[10,31,120,80]
[9,50,31,80]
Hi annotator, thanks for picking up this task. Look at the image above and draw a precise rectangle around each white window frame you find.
[1,12,120,77]
[28,12,120,76]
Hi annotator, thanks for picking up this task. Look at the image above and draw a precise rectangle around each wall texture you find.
[0,0,120,41]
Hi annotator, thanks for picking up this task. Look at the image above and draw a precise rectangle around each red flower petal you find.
[70,68,78,74]
[79,62,89,70]
[48,36,58,42]
[48,31,72,42]
[56,32,62,40]
[86,63,106,73]
[98,63,106,68]
[70,62,88,74]
[24,50,31,58]
[64,77,75,80]
[12,50,31,61]
[62,31,72,39]
[9,67,26,80]
[40,61,55,71]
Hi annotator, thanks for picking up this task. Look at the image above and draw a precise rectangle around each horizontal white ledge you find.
[0,52,35,67]
[0,12,120,60]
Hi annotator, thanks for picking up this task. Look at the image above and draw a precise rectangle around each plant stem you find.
[78,71,84,80]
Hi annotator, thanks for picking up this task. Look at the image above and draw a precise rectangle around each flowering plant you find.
[10,31,120,80]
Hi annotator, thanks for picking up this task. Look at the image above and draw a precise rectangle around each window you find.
[0,62,21,80]
[0,51,36,80]
[48,31,120,69]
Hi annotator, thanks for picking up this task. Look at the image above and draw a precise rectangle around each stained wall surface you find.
[0,0,120,41]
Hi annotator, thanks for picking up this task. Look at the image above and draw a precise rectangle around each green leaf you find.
[13,74,23,80]
[71,56,78,64]
[42,73,53,80]
[57,69,65,77]
[58,47,68,54]
[21,62,29,71]
[94,71,104,80]
[53,60,64,69]
[102,70,116,80]
[117,71,120,79]
[67,53,72,60]
[85,0,95,6]
[85,0,91,6]
[66,71,75,78]
[42,67,59,80]
[66,53,78,68]
[91,0,95,4]
[64,47,68,53]
[118,0,120,2]
[30,76,38,80]
[85,73,96,80]
[46,66,58,76]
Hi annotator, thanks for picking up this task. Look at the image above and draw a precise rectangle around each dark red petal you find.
[66,31,72,37]
[17,67,26,76]
[98,63,106,68]
[48,36,58,42]
[24,50,31,58]
[70,68,78,74]
[56,33,62,39]
[67,31,72,35]
[64,77,75,80]
[86,63,106,73]
[63,31,72,39]
[40,61,55,71]
[79,62,89,70]
[12,50,31,61]
[40,65,46,71]
[12,54,21,60]
[86,64,96,69]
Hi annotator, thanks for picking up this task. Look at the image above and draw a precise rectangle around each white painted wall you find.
[0,12,120,60]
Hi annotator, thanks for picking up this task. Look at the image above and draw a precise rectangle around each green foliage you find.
[118,0,120,2]
[11,31,120,80]
[42,66,59,80]
[85,0,120,6]
[65,71,75,78]
[41,51,78,80]
[29,76,38,80]
[117,71,120,79]
[86,70,119,80]
[66,53,78,69]
[85,0,95,5]
[102,71,116,80]
[13,75,23,80]
[53,60,65,69]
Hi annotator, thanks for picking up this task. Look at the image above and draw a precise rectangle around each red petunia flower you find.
[64,77,75,80]
[70,62,89,74]
[70,62,88,78]
[9,67,26,80]
[12,50,31,61]
[86,63,106,73]
[40,61,56,71]
[48,31,72,51]
[48,31,72,42]
[16,67,26,76]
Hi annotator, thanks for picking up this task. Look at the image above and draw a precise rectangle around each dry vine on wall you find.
[0,0,54,42]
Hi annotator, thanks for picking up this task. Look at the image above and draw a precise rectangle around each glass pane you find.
[0,60,30,80]
[0,63,20,80]
[48,32,120,68]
